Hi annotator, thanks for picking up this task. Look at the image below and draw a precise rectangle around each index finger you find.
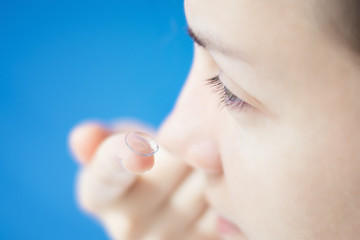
[76,132,156,214]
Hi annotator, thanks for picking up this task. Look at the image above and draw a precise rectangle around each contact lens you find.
[125,131,159,156]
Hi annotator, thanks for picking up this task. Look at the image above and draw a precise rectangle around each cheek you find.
[219,115,290,238]
[219,114,360,239]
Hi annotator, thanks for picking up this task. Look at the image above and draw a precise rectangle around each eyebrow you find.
[186,26,250,62]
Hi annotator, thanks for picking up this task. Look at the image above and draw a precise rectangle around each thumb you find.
[68,121,111,164]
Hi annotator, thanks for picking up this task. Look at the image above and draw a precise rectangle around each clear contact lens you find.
[125,131,159,156]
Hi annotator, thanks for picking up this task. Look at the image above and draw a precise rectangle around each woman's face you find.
[158,0,360,239]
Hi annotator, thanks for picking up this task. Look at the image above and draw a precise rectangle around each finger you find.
[110,146,192,223]
[68,119,156,165]
[168,170,207,229]
[141,171,207,239]
[68,121,111,164]
[100,209,134,240]
[121,132,156,173]
[191,208,218,239]
[184,232,219,240]
[76,133,154,214]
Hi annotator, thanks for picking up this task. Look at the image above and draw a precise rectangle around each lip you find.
[217,215,242,236]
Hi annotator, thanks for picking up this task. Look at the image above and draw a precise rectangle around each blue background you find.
[0,0,192,239]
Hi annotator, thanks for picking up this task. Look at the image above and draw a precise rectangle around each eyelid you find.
[218,72,267,113]
[206,73,251,113]
[218,72,252,104]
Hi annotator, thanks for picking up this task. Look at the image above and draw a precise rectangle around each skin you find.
[69,0,360,239]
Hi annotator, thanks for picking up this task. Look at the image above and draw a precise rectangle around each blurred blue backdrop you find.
[0,0,192,239]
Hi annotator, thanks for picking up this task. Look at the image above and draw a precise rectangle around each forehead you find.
[184,0,321,64]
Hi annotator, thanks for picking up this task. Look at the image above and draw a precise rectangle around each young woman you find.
[69,0,360,239]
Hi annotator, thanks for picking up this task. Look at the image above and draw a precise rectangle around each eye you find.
[205,74,251,112]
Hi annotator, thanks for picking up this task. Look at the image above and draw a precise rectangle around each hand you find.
[68,120,218,240]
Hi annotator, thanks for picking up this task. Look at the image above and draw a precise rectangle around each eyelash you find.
[205,75,250,112]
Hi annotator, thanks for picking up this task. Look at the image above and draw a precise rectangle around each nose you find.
[157,46,223,173]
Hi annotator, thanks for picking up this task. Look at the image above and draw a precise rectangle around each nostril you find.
[186,141,223,173]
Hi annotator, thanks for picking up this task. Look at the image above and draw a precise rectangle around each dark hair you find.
[319,1,360,57]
